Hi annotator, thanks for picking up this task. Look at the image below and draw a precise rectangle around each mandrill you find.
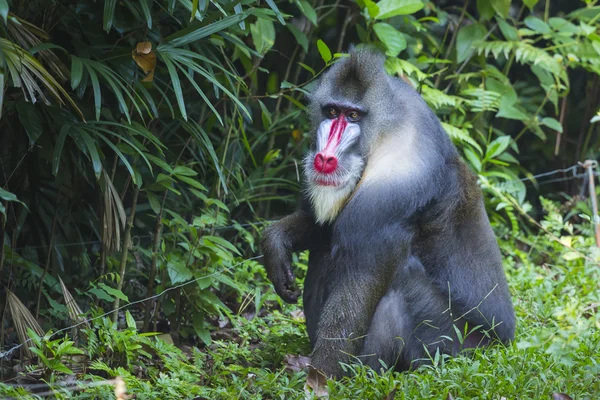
[261,49,515,378]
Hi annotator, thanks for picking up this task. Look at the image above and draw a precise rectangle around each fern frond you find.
[441,122,482,153]
[422,86,465,111]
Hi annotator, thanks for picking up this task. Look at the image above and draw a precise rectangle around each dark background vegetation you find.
[0,0,599,398]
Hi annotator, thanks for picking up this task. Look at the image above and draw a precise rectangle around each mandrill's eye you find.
[327,107,338,119]
[347,110,361,122]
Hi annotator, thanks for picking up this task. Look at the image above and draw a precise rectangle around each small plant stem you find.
[583,160,600,247]
[112,186,140,322]
[35,205,58,319]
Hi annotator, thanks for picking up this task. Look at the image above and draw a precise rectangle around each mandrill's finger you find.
[279,288,300,304]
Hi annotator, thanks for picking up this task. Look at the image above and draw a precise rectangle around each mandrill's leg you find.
[361,256,454,372]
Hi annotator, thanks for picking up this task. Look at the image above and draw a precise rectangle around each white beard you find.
[306,182,358,225]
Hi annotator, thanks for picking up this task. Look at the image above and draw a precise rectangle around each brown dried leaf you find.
[384,386,398,400]
[283,354,311,373]
[136,41,152,54]
[552,394,573,400]
[305,366,329,398]
[132,42,157,82]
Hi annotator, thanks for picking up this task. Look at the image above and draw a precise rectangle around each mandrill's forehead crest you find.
[308,49,398,131]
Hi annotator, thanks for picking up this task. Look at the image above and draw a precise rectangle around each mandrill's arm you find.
[261,208,319,303]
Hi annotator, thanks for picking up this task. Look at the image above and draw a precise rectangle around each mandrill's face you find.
[303,102,366,225]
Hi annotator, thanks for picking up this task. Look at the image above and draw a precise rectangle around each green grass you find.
[2,234,599,400]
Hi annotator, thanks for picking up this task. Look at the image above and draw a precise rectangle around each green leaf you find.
[562,252,583,261]
[464,148,482,172]
[70,56,84,90]
[485,136,511,160]
[296,0,317,26]
[139,0,153,28]
[0,187,17,202]
[167,260,193,284]
[0,0,8,24]
[497,19,518,41]
[103,0,116,32]
[204,235,240,255]
[99,283,129,302]
[317,39,332,63]
[524,16,551,35]
[476,0,494,21]
[87,66,102,121]
[490,0,510,18]
[375,0,424,19]
[251,18,276,54]
[193,314,212,345]
[265,0,285,25]
[522,0,539,10]
[456,23,487,63]
[162,57,187,120]
[53,125,70,176]
[147,192,161,214]
[287,24,308,53]
[77,129,103,180]
[163,12,251,47]
[89,287,113,302]
[16,101,43,144]
[373,23,407,56]
[541,117,563,132]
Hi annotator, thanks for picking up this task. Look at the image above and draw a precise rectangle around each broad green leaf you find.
[490,0,510,18]
[251,18,275,54]
[99,283,129,301]
[0,187,17,202]
[373,23,407,56]
[524,16,551,35]
[364,0,380,18]
[541,117,563,132]
[287,24,308,53]
[317,39,332,63]
[89,287,113,302]
[456,23,487,63]
[523,0,539,10]
[476,0,494,21]
[486,136,511,160]
[497,19,518,41]
[464,147,482,172]
[375,0,424,20]
[173,165,198,176]
[167,260,193,284]
[193,314,212,345]
[16,101,43,144]
[297,0,317,26]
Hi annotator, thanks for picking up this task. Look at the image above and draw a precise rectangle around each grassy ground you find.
[2,233,599,399]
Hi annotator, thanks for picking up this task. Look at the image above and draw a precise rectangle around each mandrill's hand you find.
[261,224,301,303]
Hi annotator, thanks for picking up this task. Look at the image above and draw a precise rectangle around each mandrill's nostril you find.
[314,153,338,174]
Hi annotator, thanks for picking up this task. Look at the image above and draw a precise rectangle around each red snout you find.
[314,153,338,174]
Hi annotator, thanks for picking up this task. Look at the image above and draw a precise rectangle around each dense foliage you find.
[0,0,599,398]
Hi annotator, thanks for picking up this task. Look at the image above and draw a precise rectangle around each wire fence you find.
[0,255,264,360]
